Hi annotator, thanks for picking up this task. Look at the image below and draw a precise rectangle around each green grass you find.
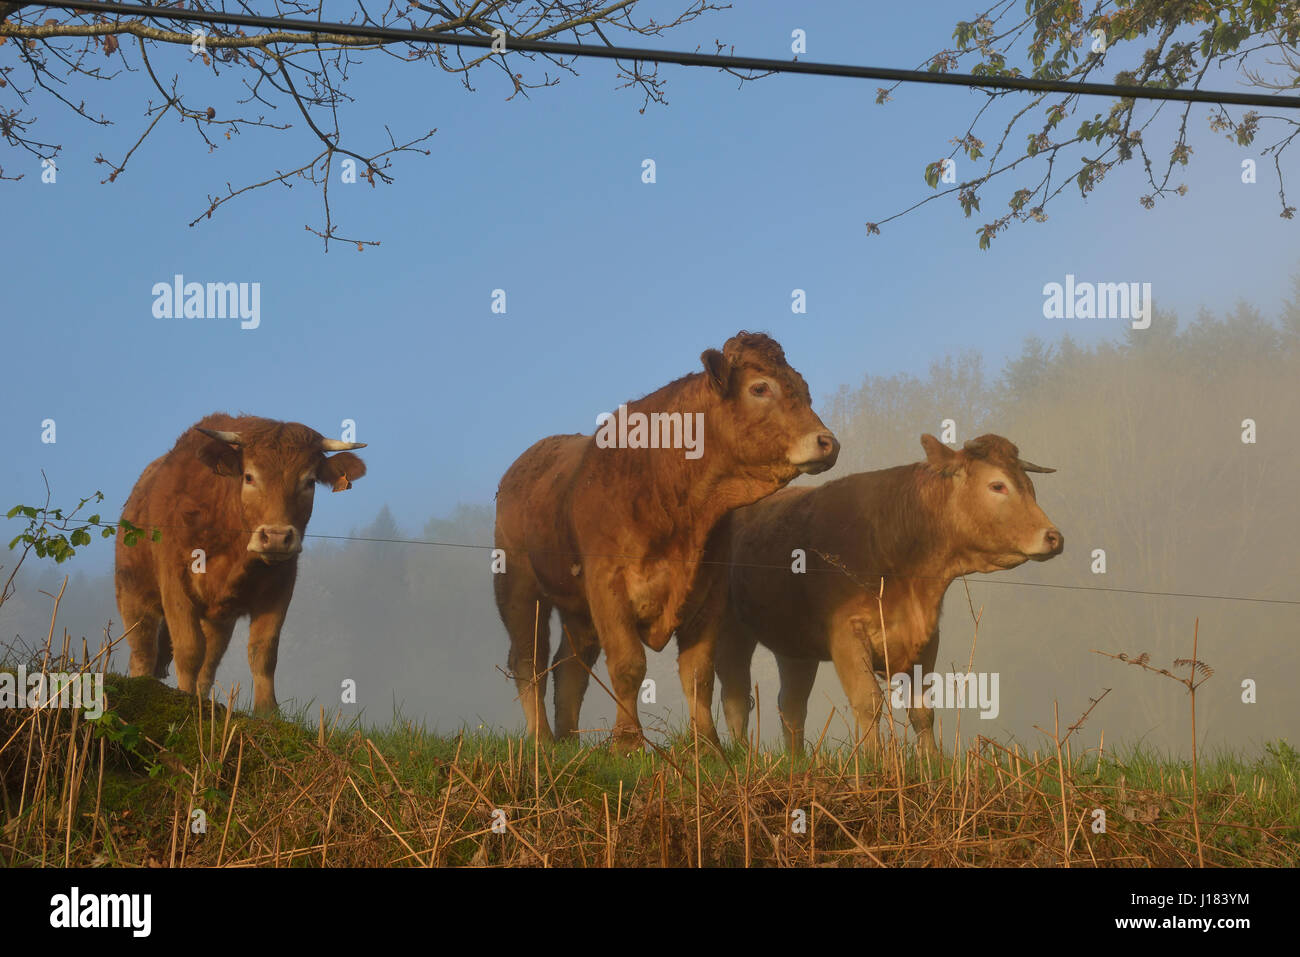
[2,669,1297,867]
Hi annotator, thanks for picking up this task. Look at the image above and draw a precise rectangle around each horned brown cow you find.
[680,434,1062,753]
[115,414,367,713]
[493,332,839,751]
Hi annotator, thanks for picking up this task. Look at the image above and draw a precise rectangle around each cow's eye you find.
[244,473,254,485]
[749,381,771,397]
[990,481,1008,494]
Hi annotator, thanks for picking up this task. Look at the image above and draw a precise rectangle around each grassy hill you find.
[2,668,1296,867]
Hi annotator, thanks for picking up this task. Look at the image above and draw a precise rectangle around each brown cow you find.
[115,413,367,713]
[681,434,1062,753]
[494,332,839,751]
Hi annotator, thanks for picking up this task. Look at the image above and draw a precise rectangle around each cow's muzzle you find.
[1030,527,1064,560]
[791,430,840,474]
[248,525,302,562]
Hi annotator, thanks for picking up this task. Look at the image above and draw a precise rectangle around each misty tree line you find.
[819,281,1299,753]
[4,283,1297,751]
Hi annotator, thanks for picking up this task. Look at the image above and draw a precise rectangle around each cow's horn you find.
[320,438,367,451]
[1018,458,1056,474]
[197,428,242,445]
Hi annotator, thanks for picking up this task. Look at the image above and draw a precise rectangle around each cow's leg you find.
[908,628,941,756]
[159,585,205,700]
[246,606,288,715]
[586,578,646,753]
[154,622,174,680]
[676,560,731,751]
[714,613,757,747]
[676,625,722,752]
[552,614,599,741]
[494,559,555,744]
[828,634,885,755]
[774,653,819,753]
[118,585,164,680]
[197,618,237,704]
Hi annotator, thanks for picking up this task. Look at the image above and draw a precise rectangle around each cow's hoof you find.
[610,730,646,755]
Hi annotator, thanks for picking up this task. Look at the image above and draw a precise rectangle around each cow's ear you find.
[318,452,367,492]
[920,434,961,476]
[701,348,730,395]
[195,435,242,477]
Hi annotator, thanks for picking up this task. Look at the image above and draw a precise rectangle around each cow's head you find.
[701,331,839,480]
[195,421,367,564]
[921,433,1063,572]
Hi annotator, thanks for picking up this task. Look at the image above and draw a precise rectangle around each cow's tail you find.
[154,622,174,680]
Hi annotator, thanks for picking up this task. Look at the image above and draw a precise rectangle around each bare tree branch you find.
[1,1,737,246]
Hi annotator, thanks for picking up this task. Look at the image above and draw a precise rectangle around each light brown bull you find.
[494,332,839,751]
[115,414,367,713]
[680,434,1062,753]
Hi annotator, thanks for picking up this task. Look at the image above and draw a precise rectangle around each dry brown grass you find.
[2,588,1296,868]
[2,666,1296,867]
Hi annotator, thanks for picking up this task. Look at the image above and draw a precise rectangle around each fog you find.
[4,291,1297,758]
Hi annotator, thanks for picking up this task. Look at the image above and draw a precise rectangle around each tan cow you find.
[680,434,1062,753]
[115,414,367,713]
[494,332,839,751]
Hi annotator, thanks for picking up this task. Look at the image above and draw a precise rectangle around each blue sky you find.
[2,1,1297,572]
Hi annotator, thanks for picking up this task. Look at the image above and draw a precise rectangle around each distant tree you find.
[826,351,990,473]
[824,282,1300,751]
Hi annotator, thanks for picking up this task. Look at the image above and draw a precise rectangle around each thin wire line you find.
[39,518,1300,607]
[22,0,1300,110]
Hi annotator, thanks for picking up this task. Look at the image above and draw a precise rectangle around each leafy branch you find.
[2,471,153,610]
[867,0,1300,248]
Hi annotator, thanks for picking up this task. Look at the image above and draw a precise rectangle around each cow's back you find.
[724,465,941,660]
[495,433,589,599]
[114,453,170,600]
